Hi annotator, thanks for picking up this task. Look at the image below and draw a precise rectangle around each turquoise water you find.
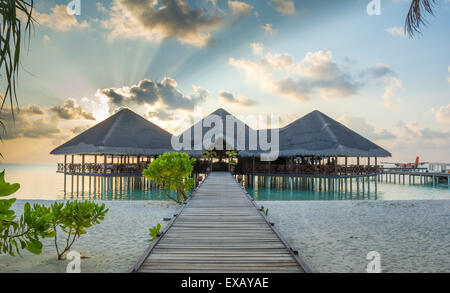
[245,176,450,200]
[1,163,450,200]
[0,163,174,201]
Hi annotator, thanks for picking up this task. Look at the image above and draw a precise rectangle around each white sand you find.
[0,200,178,273]
[259,200,450,273]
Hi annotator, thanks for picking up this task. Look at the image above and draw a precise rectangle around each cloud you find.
[262,23,276,35]
[145,109,175,121]
[270,0,297,16]
[251,42,264,56]
[35,5,90,31]
[50,98,96,120]
[432,104,450,123]
[383,120,450,162]
[17,104,45,116]
[385,26,406,37]
[99,77,209,111]
[400,121,450,140]
[360,64,395,78]
[219,90,257,106]
[229,46,361,101]
[448,65,450,83]
[0,105,61,140]
[71,125,92,135]
[228,0,252,23]
[102,0,224,47]
[339,115,396,140]
[382,77,402,109]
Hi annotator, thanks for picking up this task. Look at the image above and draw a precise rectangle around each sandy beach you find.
[0,200,178,273]
[261,200,450,273]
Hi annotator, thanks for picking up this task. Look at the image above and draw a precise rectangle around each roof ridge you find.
[102,110,125,145]
[314,111,339,144]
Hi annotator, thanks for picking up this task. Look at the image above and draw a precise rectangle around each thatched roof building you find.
[277,110,391,157]
[51,108,391,158]
[175,108,258,157]
[50,108,173,156]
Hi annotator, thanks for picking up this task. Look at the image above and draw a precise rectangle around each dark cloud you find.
[101,77,209,110]
[50,99,96,120]
[360,64,395,79]
[146,109,175,121]
[107,0,225,47]
[219,90,257,106]
[0,108,60,140]
[19,104,45,115]
[71,125,91,135]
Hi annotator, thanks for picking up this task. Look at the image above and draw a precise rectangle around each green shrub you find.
[0,171,51,256]
[149,223,161,242]
[41,201,109,260]
[260,205,269,216]
[143,152,196,204]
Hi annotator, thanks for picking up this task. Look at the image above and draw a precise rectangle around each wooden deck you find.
[132,172,309,273]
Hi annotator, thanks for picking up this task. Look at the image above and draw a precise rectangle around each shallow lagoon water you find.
[3,163,450,201]
[246,181,450,201]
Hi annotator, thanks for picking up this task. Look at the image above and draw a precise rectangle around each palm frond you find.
[405,0,437,37]
[0,0,35,119]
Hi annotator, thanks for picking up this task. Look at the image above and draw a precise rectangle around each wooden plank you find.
[132,172,309,273]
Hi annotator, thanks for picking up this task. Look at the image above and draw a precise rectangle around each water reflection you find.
[243,175,378,201]
[63,174,174,201]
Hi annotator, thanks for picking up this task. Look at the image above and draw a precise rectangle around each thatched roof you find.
[51,108,391,158]
[50,108,173,156]
[174,108,258,157]
[274,110,391,157]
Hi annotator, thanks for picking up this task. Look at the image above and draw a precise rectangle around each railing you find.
[57,163,149,174]
[380,167,428,173]
[235,163,380,176]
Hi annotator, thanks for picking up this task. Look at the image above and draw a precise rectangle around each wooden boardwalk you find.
[132,172,309,273]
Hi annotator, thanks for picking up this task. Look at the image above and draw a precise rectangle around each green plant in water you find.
[39,201,109,260]
[149,223,161,242]
[0,171,51,256]
[143,152,196,204]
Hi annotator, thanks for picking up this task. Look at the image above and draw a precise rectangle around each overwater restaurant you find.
[51,108,391,182]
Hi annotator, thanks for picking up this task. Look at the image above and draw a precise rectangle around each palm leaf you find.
[405,0,437,37]
[0,0,35,119]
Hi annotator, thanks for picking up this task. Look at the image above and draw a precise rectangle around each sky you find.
[0,0,449,163]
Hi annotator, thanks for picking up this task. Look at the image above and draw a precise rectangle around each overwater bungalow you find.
[51,108,391,178]
[51,108,173,175]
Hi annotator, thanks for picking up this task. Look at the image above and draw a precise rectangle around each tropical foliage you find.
[226,150,238,168]
[0,0,35,115]
[148,223,161,242]
[39,201,109,260]
[143,152,196,204]
[260,205,269,216]
[0,170,50,256]
[202,150,216,171]
[405,0,437,37]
